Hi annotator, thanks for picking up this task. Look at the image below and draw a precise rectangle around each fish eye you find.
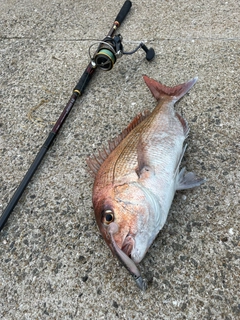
[102,209,114,225]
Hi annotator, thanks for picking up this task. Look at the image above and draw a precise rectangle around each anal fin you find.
[173,144,188,179]
[176,112,189,137]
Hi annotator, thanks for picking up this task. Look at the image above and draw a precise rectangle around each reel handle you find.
[115,0,132,25]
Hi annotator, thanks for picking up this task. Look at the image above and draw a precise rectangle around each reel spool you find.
[89,34,155,71]
[94,37,120,71]
[92,35,123,71]
[95,48,116,71]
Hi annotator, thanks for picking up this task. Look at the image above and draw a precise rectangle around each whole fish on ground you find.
[87,75,205,290]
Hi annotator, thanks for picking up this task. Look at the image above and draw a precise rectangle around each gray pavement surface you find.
[0,0,239,319]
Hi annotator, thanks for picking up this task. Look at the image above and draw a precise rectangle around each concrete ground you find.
[0,0,239,319]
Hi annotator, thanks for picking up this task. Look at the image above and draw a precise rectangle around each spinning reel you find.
[89,34,155,71]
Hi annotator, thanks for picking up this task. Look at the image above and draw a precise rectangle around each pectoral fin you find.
[176,167,206,190]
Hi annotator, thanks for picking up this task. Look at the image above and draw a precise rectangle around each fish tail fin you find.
[143,75,198,102]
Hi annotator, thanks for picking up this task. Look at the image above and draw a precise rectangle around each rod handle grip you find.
[73,63,95,95]
[115,0,132,25]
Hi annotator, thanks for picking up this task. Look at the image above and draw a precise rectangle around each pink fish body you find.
[87,75,205,290]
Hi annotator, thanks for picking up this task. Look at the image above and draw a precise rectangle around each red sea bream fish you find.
[87,75,205,290]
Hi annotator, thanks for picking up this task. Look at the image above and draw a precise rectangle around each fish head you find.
[93,181,162,264]
[93,183,137,258]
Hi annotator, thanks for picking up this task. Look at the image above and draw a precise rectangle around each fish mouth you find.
[121,233,135,257]
[108,222,147,291]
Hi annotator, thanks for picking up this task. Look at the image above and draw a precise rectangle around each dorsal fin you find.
[143,75,198,102]
[86,110,150,175]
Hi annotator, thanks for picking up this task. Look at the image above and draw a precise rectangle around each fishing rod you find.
[0,0,155,232]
